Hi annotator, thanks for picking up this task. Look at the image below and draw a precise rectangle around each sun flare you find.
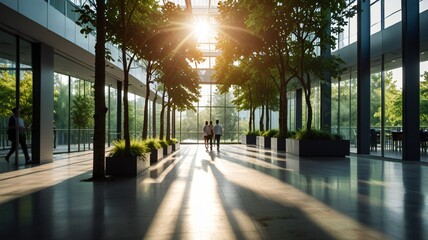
[192,20,212,41]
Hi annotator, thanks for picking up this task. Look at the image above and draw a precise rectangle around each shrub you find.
[273,131,295,138]
[108,139,148,158]
[245,130,260,136]
[263,129,279,137]
[294,129,343,140]
[167,138,178,145]
[144,138,162,151]
[158,139,168,148]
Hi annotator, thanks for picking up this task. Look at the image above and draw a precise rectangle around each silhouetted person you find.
[5,107,31,164]
[208,121,214,150]
[214,120,223,151]
[203,121,210,149]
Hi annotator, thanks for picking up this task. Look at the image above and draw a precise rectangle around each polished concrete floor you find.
[0,144,427,240]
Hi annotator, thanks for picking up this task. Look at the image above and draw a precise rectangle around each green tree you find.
[146,2,202,140]
[421,71,428,126]
[71,94,95,151]
[0,70,33,124]
[0,70,18,118]
[75,0,108,179]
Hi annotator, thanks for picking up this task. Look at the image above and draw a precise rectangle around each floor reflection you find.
[0,145,427,239]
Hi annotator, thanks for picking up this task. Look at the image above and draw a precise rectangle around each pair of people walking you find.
[203,120,222,151]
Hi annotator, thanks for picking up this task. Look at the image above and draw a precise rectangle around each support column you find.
[321,67,332,132]
[32,43,54,164]
[402,0,420,161]
[357,0,371,154]
[321,7,331,132]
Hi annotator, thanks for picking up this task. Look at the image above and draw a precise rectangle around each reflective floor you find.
[0,144,427,240]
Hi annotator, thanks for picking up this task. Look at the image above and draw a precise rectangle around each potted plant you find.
[159,139,172,156]
[242,130,259,145]
[145,138,163,163]
[286,129,350,157]
[106,139,150,176]
[257,129,279,148]
[271,131,294,151]
[168,138,180,151]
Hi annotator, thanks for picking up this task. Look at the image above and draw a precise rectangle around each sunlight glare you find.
[192,20,212,41]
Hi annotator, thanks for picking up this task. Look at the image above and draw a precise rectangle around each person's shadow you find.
[209,150,216,161]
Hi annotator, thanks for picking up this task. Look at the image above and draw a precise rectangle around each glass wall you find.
[370,64,382,157]
[177,84,244,143]
[421,59,428,162]
[0,30,33,159]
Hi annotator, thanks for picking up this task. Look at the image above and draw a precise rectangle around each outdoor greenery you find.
[214,0,356,138]
[0,69,33,125]
[108,139,148,158]
[262,129,279,138]
[144,138,162,152]
[294,129,343,141]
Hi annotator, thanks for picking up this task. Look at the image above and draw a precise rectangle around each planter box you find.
[286,138,350,157]
[150,148,164,163]
[271,137,286,151]
[106,153,150,176]
[163,145,172,156]
[243,135,257,145]
[172,143,180,151]
[257,136,271,148]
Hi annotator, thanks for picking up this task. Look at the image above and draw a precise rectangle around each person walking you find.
[213,120,223,151]
[208,121,214,150]
[203,121,210,149]
[5,107,31,164]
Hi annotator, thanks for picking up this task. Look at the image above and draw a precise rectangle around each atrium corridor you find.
[0,144,427,240]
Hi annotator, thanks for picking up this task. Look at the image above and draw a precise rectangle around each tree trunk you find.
[166,97,171,141]
[259,104,264,132]
[172,107,176,139]
[305,77,313,131]
[152,89,158,138]
[142,62,152,140]
[92,0,107,179]
[119,1,130,152]
[159,90,166,140]
[279,76,288,138]
[265,102,270,131]
[252,107,256,131]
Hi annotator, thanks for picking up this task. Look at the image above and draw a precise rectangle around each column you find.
[357,0,371,154]
[32,43,54,164]
[402,0,420,161]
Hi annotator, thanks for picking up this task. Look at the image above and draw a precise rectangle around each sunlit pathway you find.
[0,144,427,239]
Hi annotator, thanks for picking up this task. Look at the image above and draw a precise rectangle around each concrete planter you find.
[243,135,257,145]
[271,137,286,151]
[150,148,164,163]
[286,138,350,157]
[172,143,180,151]
[257,136,271,148]
[163,145,172,156]
[106,153,150,176]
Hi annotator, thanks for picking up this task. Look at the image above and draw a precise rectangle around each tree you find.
[71,94,94,151]
[421,71,428,126]
[249,1,355,133]
[75,0,108,179]
[139,2,202,140]
[106,0,160,150]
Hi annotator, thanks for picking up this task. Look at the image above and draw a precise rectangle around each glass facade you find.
[0,31,33,158]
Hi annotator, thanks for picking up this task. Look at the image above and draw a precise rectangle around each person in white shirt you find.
[203,121,210,149]
[213,120,223,151]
